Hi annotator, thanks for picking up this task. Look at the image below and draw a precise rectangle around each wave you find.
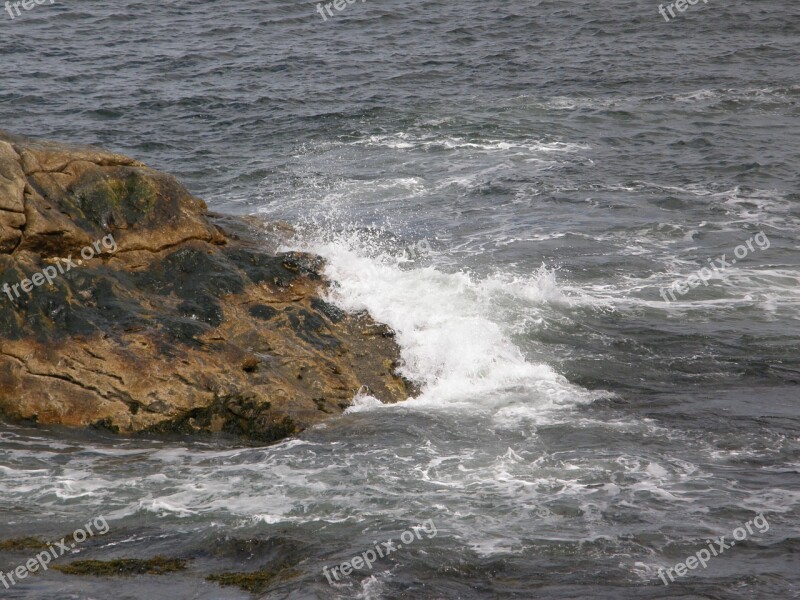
[354,132,589,154]
[510,85,800,111]
[287,230,606,422]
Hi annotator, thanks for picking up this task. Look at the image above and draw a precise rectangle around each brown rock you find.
[0,130,415,444]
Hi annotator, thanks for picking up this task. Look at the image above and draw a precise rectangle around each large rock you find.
[0,130,413,443]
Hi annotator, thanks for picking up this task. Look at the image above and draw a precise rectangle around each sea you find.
[0,0,798,598]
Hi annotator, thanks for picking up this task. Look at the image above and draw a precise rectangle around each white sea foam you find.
[356,132,588,154]
[288,233,605,421]
[138,499,199,517]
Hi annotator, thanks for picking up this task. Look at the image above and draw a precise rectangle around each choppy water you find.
[1,1,799,598]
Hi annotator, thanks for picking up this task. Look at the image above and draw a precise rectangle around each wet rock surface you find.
[0,130,414,443]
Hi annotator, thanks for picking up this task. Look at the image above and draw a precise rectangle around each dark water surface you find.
[1,1,799,598]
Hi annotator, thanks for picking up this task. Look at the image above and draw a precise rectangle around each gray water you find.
[1,1,799,598]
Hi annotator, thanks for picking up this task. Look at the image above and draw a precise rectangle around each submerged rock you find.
[0,537,49,551]
[206,568,300,593]
[53,557,188,576]
[0,130,414,443]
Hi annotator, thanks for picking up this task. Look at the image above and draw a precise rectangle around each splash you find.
[286,230,603,421]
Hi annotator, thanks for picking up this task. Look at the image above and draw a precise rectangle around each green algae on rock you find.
[0,537,49,552]
[53,556,188,576]
[206,568,300,593]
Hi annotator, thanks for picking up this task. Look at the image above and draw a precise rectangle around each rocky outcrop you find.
[0,130,413,443]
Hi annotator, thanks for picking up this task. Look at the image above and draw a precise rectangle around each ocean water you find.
[1,1,799,598]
